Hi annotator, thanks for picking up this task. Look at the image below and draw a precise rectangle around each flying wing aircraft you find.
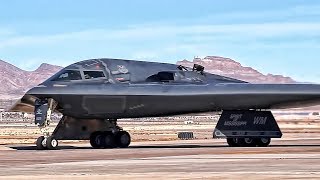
[9,58,320,149]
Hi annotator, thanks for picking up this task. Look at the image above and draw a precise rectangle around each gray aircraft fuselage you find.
[11,58,320,119]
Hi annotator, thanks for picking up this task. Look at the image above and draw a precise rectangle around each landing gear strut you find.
[34,98,59,150]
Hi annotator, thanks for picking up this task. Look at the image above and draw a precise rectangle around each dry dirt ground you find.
[1,118,320,144]
[0,118,319,179]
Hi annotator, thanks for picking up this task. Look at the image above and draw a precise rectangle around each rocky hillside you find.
[177,56,295,83]
[0,60,62,98]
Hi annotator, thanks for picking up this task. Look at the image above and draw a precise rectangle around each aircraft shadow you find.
[10,144,224,151]
[129,144,320,149]
[9,144,320,151]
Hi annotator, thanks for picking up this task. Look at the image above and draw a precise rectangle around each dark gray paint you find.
[214,110,282,138]
[10,58,320,119]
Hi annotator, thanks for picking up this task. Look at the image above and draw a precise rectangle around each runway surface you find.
[0,138,320,179]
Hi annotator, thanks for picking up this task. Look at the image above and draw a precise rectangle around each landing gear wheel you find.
[227,138,240,147]
[102,132,116,148]
[46,136,58,150]
[255,137,271,147]
[90,132,104,149]
[115,131,131,148]
[238,138,256,147]
[36,136,47,150]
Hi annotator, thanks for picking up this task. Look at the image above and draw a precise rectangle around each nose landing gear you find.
[36,136,59,150]
[34,98,60,150]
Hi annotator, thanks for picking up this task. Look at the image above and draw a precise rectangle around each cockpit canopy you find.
[52,70,82,81]
[146,71,204,83]
[51,69,107,81]
[42,58,246,85]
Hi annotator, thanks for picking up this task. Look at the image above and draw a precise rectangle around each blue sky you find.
[0,0,320,82]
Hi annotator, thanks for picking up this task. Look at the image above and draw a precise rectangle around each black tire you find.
[227,138,240,147]
[36,136,46,150]
[102,132,116,148]
[115,131,131,148]
[255,137,271,147]
[238,137,256,147]
[46,136,58,150]
[90,131,103,148]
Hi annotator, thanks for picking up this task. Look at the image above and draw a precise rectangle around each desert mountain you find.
[0,60,62,98]
[0,56,295,100]
[177,56,295,83]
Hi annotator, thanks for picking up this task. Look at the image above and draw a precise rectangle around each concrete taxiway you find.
[0,138,320,179]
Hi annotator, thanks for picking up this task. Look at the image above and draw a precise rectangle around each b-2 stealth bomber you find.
[10,58,320,149]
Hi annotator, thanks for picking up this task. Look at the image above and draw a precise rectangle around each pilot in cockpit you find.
[84,74,91,79]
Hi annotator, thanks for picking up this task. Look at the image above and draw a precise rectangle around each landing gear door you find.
[213,110,282,138]
[34,99,49,126]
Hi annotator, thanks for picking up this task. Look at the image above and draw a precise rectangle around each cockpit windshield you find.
[52,70,82,81]
[84,71,105,79]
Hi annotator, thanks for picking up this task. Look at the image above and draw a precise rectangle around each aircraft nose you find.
[8,95,37,113]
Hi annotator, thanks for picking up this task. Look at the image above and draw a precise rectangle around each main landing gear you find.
[213,110,282,148]
[89,119,131,149]
[90,131,131,149]
[226,137,271,147]
[35,117,132,150]
[34,98,131,150]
